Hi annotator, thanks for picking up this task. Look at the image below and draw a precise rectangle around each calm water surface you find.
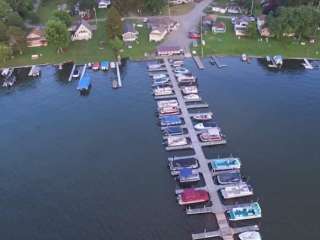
[0,58,319,240]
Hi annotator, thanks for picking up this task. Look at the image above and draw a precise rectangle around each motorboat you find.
[227,202,262,221]
[210,158,241,171]
[72,68,80,78]
[159,106,180,115]
[168,157,198,171]
[100,61,109,71]
[174,67,190,74]
[178,168,200,183]
[241,53,247,62]
[177,189,209,205]
[216,172,242,185]
[273,55,283,65]
[177,75,197,84]
[184,94,201,102]
[151,73,168,80]
[157,99,179,108]
[162,126,184,136]
[239,231,262,240]
[302,58,314,69]
[159,115,183,126]
[181,86,198,95]
[170,59,184,67]
[152,77,170,86]
[166,136,189,147]
[199,128,225,143]
[148,63,164,70]
[28,65,41,77]
[220,183,253,199]
[194,121,217,130]
[110,62,116,69]
[192,112,213,121]
[92,62,100,71]
[2,75,16,88]
[153,87,173,96]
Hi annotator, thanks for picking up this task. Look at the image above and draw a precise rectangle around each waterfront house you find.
[26,28,48,48]
[148,17,179,33]
[149,26,168,42]
[69,20,95,41]
[227,5,241,14]
[211,4,227,14]
[234,18,249,36]
[98,0,111,8]
[257,15,271,37]
[212,22,226,33]
[122,21,138,42]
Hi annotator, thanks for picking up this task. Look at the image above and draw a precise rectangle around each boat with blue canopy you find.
[178,168,200,183]
[159,115,183,126]
[227,202,262,221]
[100,61,109,71]
[77,74,91,93]
[210,158,241,171]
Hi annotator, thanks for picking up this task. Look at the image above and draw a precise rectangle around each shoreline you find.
[2,54,319,70]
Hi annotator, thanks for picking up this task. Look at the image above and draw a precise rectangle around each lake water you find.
[0,58,319,240]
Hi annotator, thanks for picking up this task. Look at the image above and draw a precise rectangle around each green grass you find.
[37,0,62,24]
[193,19,320,58]
[2,21,156,67]
[163,3,195,16]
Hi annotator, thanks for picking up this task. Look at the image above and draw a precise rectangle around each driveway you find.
[160,0,213,53]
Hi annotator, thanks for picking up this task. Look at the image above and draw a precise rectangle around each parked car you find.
[188,31,201,39]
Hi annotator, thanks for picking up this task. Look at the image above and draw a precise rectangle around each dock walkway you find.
[163,58,234,240]
[193,56,205,69]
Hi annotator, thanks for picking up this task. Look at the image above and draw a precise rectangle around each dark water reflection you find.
[0,58,319,239]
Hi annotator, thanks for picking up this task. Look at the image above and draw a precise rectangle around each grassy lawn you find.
[193,19,320,58]
[3,21,156,67]
[162,3,195,16]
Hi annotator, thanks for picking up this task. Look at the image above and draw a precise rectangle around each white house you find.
[234,19,249,36]
[98,0,111,9]
[149,26,168,42]
[122,21,138,42]
[211,5,227,14]
[212,22,226,33]
[70,20,95,41]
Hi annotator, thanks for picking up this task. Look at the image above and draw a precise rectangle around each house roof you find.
[26,28,46,39]
[70,20,94,33]
[123,20,135,33]
[212,22,226,29]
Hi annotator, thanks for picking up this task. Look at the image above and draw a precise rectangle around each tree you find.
[6,26,25,54]
[53,10,72,27]
[46,20,70,53]
[106,6,122,39]
[109,36,123,56]
[7,12,24,27]
[144,0,165,14]
[247,22,257,38]
[0,42,12,62]
[79,0,96,10]
[0,21,8,41]
[0,0,12,19]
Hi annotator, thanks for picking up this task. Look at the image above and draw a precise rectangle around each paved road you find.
[161,0,213,53]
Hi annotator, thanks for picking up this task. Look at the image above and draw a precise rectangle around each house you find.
[256,15,271,37]
[148,17,179,32]
[149,26,168,42]
[26,28,48,47]
[227,6,241,14]
[202,15,217,27]
[122,21,138,42]
[98,0,111,8]
[211,4,227,14]
[69,20,95,41]
[212,22,226,33]
[234,19,249,36]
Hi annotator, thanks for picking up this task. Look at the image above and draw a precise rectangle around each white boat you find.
[167,136,188,147]
[72,69,80,78]
[148,63,164,70]
[174,67,189,74]
[194,121,217,131]
[241,54,247,62]
[220,183,253,199]
[159,106,180,115]
[176,75,197,83]
[157,99,179,108]
[192,112,213,121]
[184,94,201,101]
[239,231,262,240]
[151,73,167,80]
[181,86,198,95]
[1,68,11,77]
[153,87,173,96]
[110,62,116,69]
[273,55,283,65]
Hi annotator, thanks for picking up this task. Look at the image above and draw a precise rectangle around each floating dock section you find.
[210,56,227,68]
[193,56,205,69]
[68,64,76,82]
[116,62,122,88]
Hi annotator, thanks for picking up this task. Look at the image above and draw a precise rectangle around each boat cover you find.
[77,75,91,90]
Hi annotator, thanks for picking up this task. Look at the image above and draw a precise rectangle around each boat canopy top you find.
[164,126,183,134]
[179,168,193,178]
[100,61,109,67]
[77,75,91,90]
[211,158,241,169]
[171,158,197,168]
[181,189,209,202]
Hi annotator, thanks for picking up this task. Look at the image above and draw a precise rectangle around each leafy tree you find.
[0,21,8,41]
[0,0,12,19]
[53,10,72,27]
[247,22,257,38]
[7,12,24,27]
[106,6,122,39]
[45,20,70,53]
[0,42,12,62]
[79,0,96,10]
[109,36,123,56]
[6,26,25,54]
[144,0,165,14]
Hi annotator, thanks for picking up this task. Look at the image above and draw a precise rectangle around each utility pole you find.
[168,0,171,17]
[250,0,254,16]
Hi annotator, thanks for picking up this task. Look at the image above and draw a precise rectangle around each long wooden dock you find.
[163,58,235,240]
[68,64,76,82]
[193,56,205,70]
[211,56,227,68]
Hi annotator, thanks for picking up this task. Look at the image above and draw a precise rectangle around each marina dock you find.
[193,56,205,70]
[210,56,227,68]
[116,62,122,87]
[163,58,235,239]
[68,64,76,82]
[186,103,209,109]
